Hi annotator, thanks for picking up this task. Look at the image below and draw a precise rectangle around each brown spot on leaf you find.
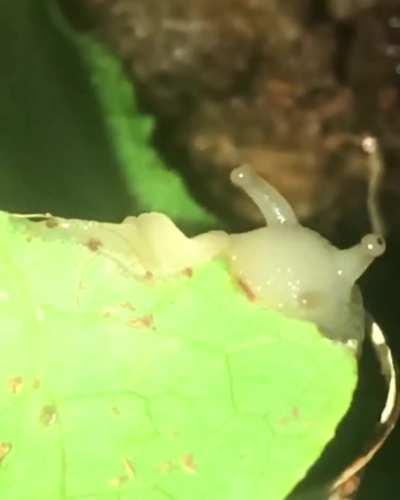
[8,376,23,394]
[144,271,154,281]
[123,458,135,479]
[110,475,129,487]
[40,405,58,426]
[0,443,12,464]
[86,238,102,252]
[128,315,154,329]
[182,267,193,278]
[278,408,301,426]
[120,301,136,311]
[181,453,197,474]
[110,458,135,487]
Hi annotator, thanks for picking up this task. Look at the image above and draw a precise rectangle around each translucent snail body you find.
[17,165,385,345]
[227,166,385,343]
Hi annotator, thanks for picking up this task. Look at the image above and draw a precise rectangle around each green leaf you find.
[0,0,132,220]
[0,212,357,499]
[0,0,217,230]
[72,22,218,231]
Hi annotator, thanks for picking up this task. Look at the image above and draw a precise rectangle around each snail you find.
[15,161,385,346]
[226,165,385,344]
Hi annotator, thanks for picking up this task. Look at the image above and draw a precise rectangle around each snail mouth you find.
[287,320,400,500]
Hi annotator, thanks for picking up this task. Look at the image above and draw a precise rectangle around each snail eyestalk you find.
[362,135,386,237]
[336,234,386,284]
[230,165,298,226]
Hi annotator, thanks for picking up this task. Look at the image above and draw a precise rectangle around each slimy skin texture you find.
[16,165,384,345]
[15,213,230,278]
[228,165,386,344]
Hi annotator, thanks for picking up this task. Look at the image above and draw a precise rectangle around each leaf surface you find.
[0,212,357,500]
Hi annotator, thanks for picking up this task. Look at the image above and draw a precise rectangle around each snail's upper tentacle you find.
[230,165,298,226]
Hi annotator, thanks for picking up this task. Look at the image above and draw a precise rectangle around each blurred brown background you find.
[63,0,400,237]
